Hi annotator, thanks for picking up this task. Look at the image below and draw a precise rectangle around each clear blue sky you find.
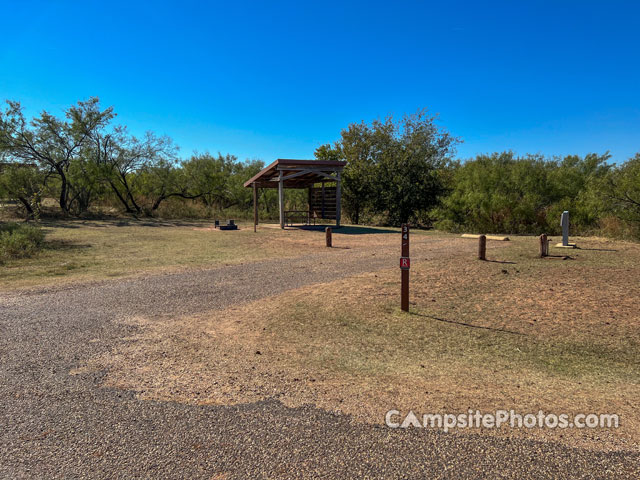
[1,1,639,162]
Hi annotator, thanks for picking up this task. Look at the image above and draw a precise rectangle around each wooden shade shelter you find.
[243,159,346,230]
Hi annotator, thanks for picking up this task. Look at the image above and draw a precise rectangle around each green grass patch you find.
[0,219,335,289]
[0,222,45,263]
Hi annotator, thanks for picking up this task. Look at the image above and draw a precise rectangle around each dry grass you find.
[0,219,380,290]
[74,232,640,451]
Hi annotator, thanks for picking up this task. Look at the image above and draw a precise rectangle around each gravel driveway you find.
[1,238,638,479]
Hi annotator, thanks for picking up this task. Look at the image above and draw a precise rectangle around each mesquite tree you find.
[0,98,113,214]
[316,110,457,225]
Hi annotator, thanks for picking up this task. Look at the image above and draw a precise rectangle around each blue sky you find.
[1,0,639,162]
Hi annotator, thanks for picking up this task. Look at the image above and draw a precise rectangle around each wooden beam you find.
[278,171,284,229]
[280,169,338,181]
[281,169,312,181]
[461,234,510,241]
[276,166,343,172]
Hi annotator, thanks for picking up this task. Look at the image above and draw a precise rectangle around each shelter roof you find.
[243,159,346,188]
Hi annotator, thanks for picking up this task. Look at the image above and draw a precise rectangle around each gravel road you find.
[1,238,638,479]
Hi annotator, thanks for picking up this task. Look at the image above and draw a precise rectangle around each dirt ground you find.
[71,228,640,453]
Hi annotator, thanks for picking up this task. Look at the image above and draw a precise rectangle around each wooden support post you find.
[400,224,410,312]
[336,172,342,227]
[253,183,258,233]
[325,227,332,247]
[278,171,284,229]
[321,181,325,219]
[478,235,487,260]
[539,234,548,257]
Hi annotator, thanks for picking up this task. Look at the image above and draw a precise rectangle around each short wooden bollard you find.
[325,227,332,247]
[539,234,548,257]
[478,235,487,260]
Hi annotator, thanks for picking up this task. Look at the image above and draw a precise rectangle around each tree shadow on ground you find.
[43,239,93,251]
[290,225,396,235]
[544,255,575,260]
[40,219,208,229]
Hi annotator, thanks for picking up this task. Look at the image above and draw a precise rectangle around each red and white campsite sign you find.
[400,224,410,311]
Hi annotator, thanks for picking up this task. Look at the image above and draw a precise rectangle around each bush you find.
[435,152,611,235]
[0,223,45,263]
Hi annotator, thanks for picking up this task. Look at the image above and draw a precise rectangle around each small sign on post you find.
[400,224,410,312]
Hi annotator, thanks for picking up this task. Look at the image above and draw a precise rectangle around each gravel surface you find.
[1,239,638,479]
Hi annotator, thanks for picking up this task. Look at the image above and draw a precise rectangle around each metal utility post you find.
[400,224,410,312]
[561,211,569,246]
[555,211,576,249]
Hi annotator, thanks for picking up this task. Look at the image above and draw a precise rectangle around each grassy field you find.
[0,219,341,290]
[0,219,442,290]
[7,220,639,451]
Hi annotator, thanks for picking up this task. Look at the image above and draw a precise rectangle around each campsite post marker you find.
[400,224,410,312]
[539,233,548,257]
[478,235,487,260]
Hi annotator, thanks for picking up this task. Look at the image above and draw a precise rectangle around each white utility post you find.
[556,210,576,248]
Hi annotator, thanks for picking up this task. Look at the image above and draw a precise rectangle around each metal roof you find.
[243,159,346,189]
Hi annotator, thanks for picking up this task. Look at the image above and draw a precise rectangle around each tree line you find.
[1,98,639,239]
[316,111,640,238]
[0,98,269,219]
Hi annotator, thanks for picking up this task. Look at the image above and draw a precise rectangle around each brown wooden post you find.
[400,224,410,312]
[278,170,284,229]
[325,227,332,247]
[253,183,258,233]
[335,172,342,227]
[478,235,487,260]
[539,233,548,257]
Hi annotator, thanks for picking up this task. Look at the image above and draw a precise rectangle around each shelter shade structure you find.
[244,159,346,230]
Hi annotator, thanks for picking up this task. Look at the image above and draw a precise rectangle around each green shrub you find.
[435,152,611,235]
[0,223,45,263]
